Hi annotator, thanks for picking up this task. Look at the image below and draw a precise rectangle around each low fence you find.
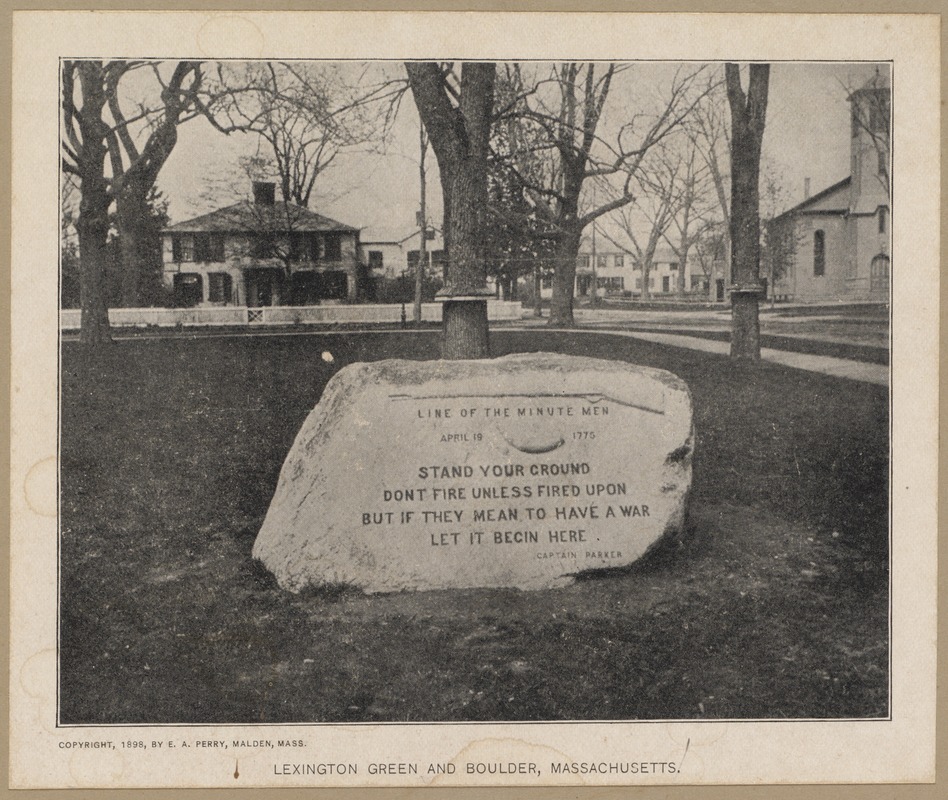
[60,301,525,331]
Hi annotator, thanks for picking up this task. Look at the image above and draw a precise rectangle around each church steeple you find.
[848,68,891,212]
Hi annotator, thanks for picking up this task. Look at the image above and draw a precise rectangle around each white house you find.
[360,226,447,282]
[161,182,364,307]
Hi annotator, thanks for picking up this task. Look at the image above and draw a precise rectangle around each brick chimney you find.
[253,181,276,206]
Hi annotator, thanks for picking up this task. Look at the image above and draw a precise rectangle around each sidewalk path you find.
[64,317,889,386]
[534,327,889,386]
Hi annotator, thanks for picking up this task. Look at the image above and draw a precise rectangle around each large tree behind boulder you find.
[405,62,496,359]
[724,62,770,361]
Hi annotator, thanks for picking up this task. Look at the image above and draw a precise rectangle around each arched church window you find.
[813,230,826,277]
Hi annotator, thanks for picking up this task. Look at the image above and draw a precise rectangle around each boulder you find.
[253,353,693,593]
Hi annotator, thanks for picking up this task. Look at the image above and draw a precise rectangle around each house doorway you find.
[716,279,725,301]
[245,269,281,307]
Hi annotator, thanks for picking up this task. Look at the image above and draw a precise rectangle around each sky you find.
[153,61,885,241]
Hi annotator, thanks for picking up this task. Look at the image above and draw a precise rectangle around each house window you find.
[541,274,553,290]
[172,235,194,263]
[368,251,384,271]
[324,233,342,261]
[669,261,678,270]
[597,276,624,291]
[172,273,202,307]
[813,230,826,276]
[289,233,308,262]
[597,255,608,269]
[635,277,642,290]
[578,255,590,269]
[208,272,233,303]
[194,233,225,263]
[615,255,624,268]
[253,234,276,259]
[308,234,321,262]
[878,207,887,234]
[194,234,208,262]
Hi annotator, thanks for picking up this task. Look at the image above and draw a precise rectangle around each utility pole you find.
[414,122,428,324]
[590,218,599,306]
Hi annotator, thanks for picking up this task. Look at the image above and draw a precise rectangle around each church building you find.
[771,72,890,303]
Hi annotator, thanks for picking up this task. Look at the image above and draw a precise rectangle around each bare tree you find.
[104,62,211,307]
[62,61,113,345]
[692,218,728,298]
[598,155,680,302]
[62,59,261,344]
[690,88,732,293]
[496,63,715,326]
[725,62,770,361]
[213,62,402,209]
[405,62,495,360]
[660,135,717,297]
[759,165,805,305]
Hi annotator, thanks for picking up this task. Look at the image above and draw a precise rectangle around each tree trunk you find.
[74,62,112,347]
[115,190,150,307]
[440,152,491,358]
[77,203,112,346]
[726,63,769,361]
[731,292,760,357]
[548,227,581,326]
[405,62,495,360]
[442,300,489,360]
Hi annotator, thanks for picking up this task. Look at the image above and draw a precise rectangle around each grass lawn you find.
[59,330,889,723]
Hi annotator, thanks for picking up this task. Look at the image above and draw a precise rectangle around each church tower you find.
[847,67,891,298]
[848,68,890,215]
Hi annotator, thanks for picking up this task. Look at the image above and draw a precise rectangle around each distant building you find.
[360,227,446,282]
[161,182,363,307]
[771,72,890,302]
[538,244,709,299]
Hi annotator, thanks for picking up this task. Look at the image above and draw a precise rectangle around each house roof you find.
[772,177,851,222]
[164,202,359,234]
